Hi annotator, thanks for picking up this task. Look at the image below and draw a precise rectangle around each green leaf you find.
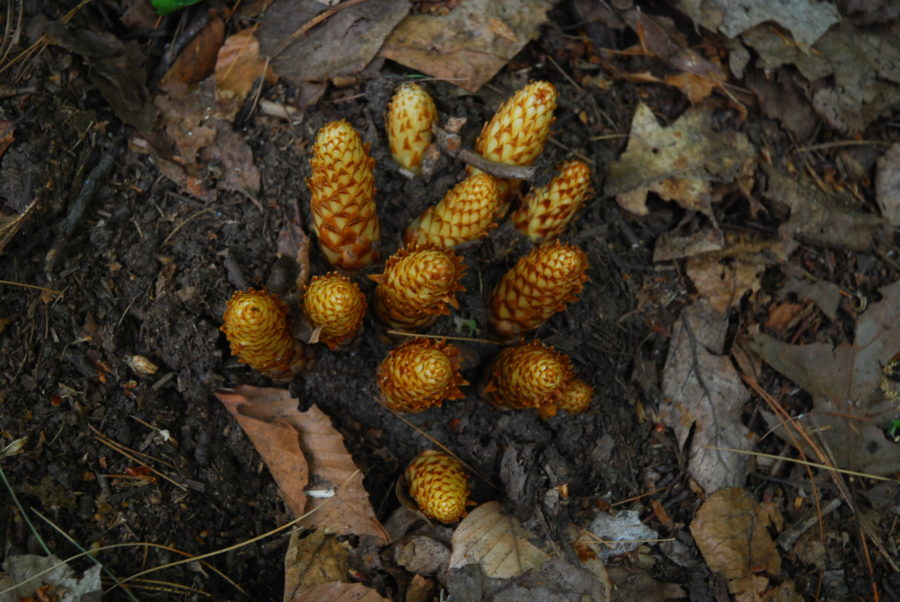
[151,0,205,16]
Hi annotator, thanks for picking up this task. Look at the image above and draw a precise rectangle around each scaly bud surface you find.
[370,245,466,330]
[511,160,592,242]
[488,241,589,340]
[482,340,574,419]
[378,338,467,412]
[405,450,470,523]
[221,289,304,378]
[403,172,500,248]
[387,82,437,174]
[307,120,380,271]
[555,378,594,414]
[302,272,367,349]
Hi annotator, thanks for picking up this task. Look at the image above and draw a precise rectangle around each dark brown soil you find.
[1,2,898,601]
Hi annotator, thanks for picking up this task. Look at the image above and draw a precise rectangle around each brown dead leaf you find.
[660,300,755,494]
[763,164,884,252]
[764,302,807,334]
[665,71,720,105]
[380,0,553,92]
[448,501,548,579]
[289,582,389,602]
[604,103,756,216]
[215,385,388,543]
[215,27,276,103]
[691,488,780,596]
[283,529,350,602]
[259,0,409,88]
[162,17,225,87]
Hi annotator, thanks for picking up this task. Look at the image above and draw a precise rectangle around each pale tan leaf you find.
[215,27,276,102]
[691,488,780,596]
[215,385,388,543]
[449,501,548,579]
[289,582,389,602]
[283,529,350,602]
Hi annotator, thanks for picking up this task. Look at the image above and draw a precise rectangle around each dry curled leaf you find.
[288,582,389,602]
[449,501,548,579]
[215,385,388,543]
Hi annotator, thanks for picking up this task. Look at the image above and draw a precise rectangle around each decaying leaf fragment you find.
[449,501,549,579]
[604,103,755,216]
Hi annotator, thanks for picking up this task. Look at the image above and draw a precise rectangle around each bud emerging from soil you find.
[403,172,500,248]
[221,288,305,378]
[472,80,558,213]
[370,245,466,330]
[511,159,592,242]
[488,240,589,340]
[555,378,594,415]
[405,450,470,523]
[302,272,367,349]
[387,82,437,174]
[378,338,467,412]
[307,120,380,271]
[482,340,574,419]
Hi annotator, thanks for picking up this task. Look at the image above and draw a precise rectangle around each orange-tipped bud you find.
[302,272,367,349]
[307,120,380,271]
[488,241,589,340]
[378,338,467,412]
[403,172,500,248]
[405,450,470,523]
[475,81,557,168]
[555,378,594,414]
[370,245,466,330]
[511,160,592,242]
[221,288,305,378]
[387,82,437,174]
[482,340,574,419]
[471,81,557,214]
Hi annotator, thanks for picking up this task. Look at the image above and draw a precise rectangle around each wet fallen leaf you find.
[380,0,553,92]
[162,16,225,86]
[215,27,276,103]
[283,529,350,602]
[680,0,839,48]
[259,0,409,90]
[288,582,390,602]
[875,143,900,227]
[660,300,755,494]
[46,22,156,132]
[215,385,388,542]
[448,501,548,579]
[691,488,782,597]
[604,103,755,216]
[685,238,795,313]
[763,164,884,252]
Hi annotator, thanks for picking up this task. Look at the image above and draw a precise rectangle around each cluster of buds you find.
[403,172,501,248]
[377,338,467,412]
[307,120,380,272]
[370,245,466,330]
[302,272,367,349]
[488,241,589,341]
[405,450,471,523]
[482,340,592,419]
[472,80,558,213]
[387,82,437,175]
[511,159,592,242]
[220,289,306,379]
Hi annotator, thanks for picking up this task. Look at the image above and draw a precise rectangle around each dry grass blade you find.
[705,445,900,482]
[0,199,37,255]
[386,329,497,344]
[0,0,24,71]
[90,426,187,490]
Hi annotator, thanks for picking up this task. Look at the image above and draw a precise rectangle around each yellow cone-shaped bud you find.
[483,340,574,419]
[403,172,500,248]
[370,245,466,330]
[405,450,470,523]
[387,82,437,174]
[488,240,588,341]
[511,160,592,242]
[221,289,305,378]
[307,120,380,271]
[555,378,594,414]
[378,338,467,412]
[302,272,367,349]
